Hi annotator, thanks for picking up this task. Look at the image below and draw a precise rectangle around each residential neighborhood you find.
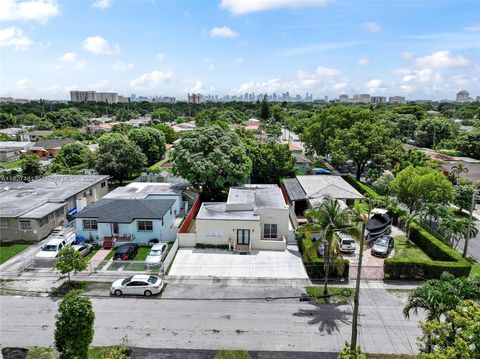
[1,1,479,359]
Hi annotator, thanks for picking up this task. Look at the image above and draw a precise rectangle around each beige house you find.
[192,185,288,253]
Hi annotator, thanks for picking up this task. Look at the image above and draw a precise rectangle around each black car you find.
[113,243,139,261]
[371,235,394,257]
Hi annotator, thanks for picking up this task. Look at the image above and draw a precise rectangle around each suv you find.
[338,233,357,253]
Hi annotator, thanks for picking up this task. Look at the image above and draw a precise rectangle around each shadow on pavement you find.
[293,303,352,335]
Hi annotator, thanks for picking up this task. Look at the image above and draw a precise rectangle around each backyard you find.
[0,243,31,265]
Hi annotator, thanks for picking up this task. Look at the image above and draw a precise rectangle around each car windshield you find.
[375,238,388,246]
[147,276,158,284]
[343,239,355,245]
[149,250,162,256]
[121,277,133,285]
[43,245,58,252]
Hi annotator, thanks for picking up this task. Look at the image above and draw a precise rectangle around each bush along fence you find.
[384,223,472,280]
[296,231,350,281]
[342,175,472,280]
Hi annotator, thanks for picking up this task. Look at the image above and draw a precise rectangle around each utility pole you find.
[350,220,366,350]
[463,189,476,258]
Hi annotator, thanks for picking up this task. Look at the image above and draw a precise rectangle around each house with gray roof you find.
[189,185,288,253]
[29,138,79,158]
[283,175,363,226]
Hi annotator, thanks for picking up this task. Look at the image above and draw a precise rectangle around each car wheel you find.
[144,290,152,297]
[114,290,122,296]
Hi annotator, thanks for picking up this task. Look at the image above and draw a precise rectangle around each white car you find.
[110,275,163,297]
[72,243,93,257]
[145,243,168,268]
[338,233,357,253]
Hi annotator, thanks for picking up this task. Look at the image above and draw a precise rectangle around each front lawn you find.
[0,243,31,264]
[214,350,251,359]
[0,160,22,169]
[83,245,100,262]
[306,286,354,304]
[26,346,126,359]
[125,246,151,271]
[392,235,430,261]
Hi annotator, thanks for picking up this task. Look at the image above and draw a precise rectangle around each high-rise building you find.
[388,96,406,103]
[70,91,121,103]
[456,90,470,102]
[188,93,204,104]
[339,94,349,103]
[371,96,387,103]
[476,96,480,102]
[352,94,371,103]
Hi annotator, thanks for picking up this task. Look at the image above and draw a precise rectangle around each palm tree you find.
[400,212,419,241]
[305,196,352,296]
[449,163,469,184]
[421,203,442,228]
[440,216,466,247]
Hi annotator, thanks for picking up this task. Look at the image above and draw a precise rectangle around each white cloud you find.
[90,80,110,91]
[156,53,165,60]
[0,0,60,23]
[185,80,206,93]
[232,79,282,94]
[450,74,470,85]
[130,69,173,91]
[402,51,413,59]
[210,26,238,38]
[58,51,86,70]
[16,78,31,89]
[357,58,370,66]
[280,41,364,57]
[83,36,120,55]
[92,0,112,9]
[113,60,133,71]
[401,68,442,85]
[366,79,386,91]
[315,66,340,76]
[463,23,480,32]
[0,26,33,50]
[234,57,245,64]
[415,51,470,69]
[364,22,381,33]
[220,0,329,15]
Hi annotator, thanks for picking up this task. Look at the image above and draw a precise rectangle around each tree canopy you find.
[128,127,166,165]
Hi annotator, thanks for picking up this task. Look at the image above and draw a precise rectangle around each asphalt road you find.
[0,285,422,355]
[456,220,480,262]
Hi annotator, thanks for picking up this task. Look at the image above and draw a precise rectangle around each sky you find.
[0,0,479,100]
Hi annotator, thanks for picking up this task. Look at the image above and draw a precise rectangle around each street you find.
[0,284,422,355]
[456,218,480,262]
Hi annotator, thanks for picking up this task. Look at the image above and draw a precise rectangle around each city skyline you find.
[1,0,479,100]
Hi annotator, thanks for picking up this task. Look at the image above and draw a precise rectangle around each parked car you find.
[110,275,163,296]
[35,232,76,260]
[371,235,394,257]
[145,243,168,268]
[338,233,356,253]
[72,243,93,257]
[113,243,139,261]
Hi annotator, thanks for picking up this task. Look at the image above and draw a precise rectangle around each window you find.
[0,218,8,228]
[19,220,31,231]
[39,216,49,228]
[206,228,223,238]
[101,181,106,188]
[138,221,153,232]
[237,229,250,245]
[263,224,278,239]
[83,219,98,231]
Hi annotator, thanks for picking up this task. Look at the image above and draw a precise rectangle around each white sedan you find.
[110,275,163,297]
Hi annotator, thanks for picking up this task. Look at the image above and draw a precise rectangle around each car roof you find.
[151,243,166,250]
[45,238,66,245]
[131,275,154,281]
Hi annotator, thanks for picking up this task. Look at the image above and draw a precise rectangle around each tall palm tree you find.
[440,216,466,247]
[305,196,352,296]
[421,203,442,228]
[449,163,469,184]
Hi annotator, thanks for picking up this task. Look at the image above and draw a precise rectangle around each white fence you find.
[178,233,196,247]
[162,238,179,273]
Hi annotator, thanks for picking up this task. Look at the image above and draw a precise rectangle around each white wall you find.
[195,219,260,246]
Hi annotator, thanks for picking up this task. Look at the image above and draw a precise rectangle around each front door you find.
[236,229,250,245]
[112,223,119,235]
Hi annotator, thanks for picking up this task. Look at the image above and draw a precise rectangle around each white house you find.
[191,185,289,253]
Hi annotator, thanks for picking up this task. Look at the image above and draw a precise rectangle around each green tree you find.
[371,171,394,195]
[304,197,352,295]
[330,120,398,180]
[453,129,480,160]
[111,123,134,134]
[128,127,166,165]
[172,125,252,199]
[52,142,92,169]
[115,109,139,122]
[95,133,147,184]
[338,342,367,359]
[47,108,87,129]
[260,95,270,121]
[415,117,459,148]
[54,290,95,359]
[53,246,88,283]
[454,178,475,212]
[248,141,295,184]
[150,123,178,143]
[263,121,282,139]
[0,112,17,128]
[20,153,42,178]
[390,166,454,213]
[151,108,175,122]
[417,300,479,358]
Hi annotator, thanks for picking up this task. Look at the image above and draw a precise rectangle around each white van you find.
[35,228,76,259]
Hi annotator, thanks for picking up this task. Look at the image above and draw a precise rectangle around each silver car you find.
[72,243,93,257]
[110,275,163,296]
[145,243,168,268]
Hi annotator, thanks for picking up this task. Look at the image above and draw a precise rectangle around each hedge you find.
[385,223,471,280]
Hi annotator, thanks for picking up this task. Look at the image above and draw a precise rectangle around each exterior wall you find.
[0,149,22,162]
[255,207,289,246]
[195,219,261,247]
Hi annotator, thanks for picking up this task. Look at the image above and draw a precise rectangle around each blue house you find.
[74,182,197,247]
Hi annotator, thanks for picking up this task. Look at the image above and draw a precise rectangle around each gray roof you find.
[196,202,260,221]
[75,198,176,223]
[105,182,187,199]
[0,175,109,218]
[0,141,33,151]
[283,178,308,201]
[32,138,77,149]
[227,185,286,209]
[296,175,363,206]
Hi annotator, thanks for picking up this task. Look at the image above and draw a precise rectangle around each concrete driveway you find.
[168,245,308,280]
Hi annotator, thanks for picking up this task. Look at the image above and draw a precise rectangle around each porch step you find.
[103,237,115,249]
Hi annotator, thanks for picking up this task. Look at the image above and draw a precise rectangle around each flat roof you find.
[104,182,187,199]
[0,175,109,218]
[196,202,260,221]
[283,178,308,201]
[20,202,66,219]
[227,185,286,209]
[0,141,33,150]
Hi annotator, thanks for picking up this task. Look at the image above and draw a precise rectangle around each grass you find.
[306,286,354,304]
[84,245,100,262]
[214,350,252,359]
[393,235,430,261]
[0,243,31,264]
[50,280,87,296]
[0,160,22,169]
[366,355,415,359]
[26,346,123,359]
[104,249,114,260]
[125,246,151,271]
[148,157,171,172]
